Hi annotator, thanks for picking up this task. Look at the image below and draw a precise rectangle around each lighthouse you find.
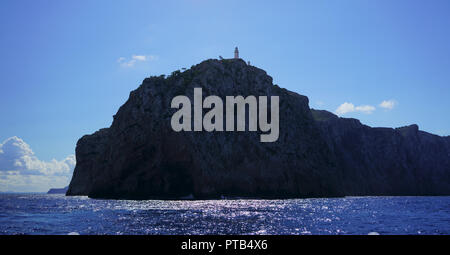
[234,47,239,59]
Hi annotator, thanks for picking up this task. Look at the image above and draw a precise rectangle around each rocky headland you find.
[67,59,450,199]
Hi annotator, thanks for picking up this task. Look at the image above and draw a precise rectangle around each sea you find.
[0,194,449,235]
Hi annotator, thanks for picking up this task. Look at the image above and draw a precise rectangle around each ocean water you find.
[0,194,449,235]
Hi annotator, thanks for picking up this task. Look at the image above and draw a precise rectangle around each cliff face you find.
[312,110,450,195]
[67,59,450,199]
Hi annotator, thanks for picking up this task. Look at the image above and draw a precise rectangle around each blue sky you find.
[1,1,450,191]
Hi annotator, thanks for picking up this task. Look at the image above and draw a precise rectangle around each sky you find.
[1,0,450,192]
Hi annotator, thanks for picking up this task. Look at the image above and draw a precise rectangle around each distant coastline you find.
[47,186,68,194]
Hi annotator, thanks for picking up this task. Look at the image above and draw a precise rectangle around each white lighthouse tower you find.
[234,47,239,59]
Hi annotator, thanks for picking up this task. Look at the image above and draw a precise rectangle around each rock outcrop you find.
[67,59,450,199]
[311,110,450,195]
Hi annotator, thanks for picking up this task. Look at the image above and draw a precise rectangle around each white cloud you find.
[335,102,355,115]
[132,55,147,61]
[379,99,396,110]
[335,102,376,116]
[118,54,157,67]
[0,136,75,192]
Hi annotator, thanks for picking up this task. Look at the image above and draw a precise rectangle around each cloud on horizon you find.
[335,102,376,116]
[0,136,75,192]
[117,54,157,67]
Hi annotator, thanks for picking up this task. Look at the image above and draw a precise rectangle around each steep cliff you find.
[312,109,450,195]
[67,59,450,199]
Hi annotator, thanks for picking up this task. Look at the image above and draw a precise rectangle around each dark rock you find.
[312,110,450,195]
[67,59,450,199]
